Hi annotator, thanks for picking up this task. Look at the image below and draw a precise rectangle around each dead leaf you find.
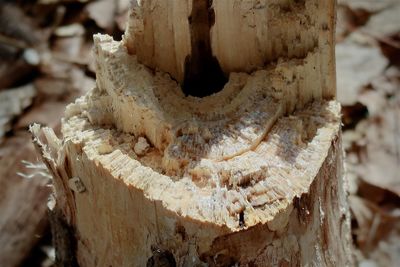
[86,0,116,31]
[0,58,35,90]
[362,4,400,38]
[0,4,43,48]
[350,96,400,197]
[39,0,89,3]
[115,0,130,31]
[34,76,71,98]
[339,0,399,13]
[336,5,355,41]
[53,35,84,61]
[0,85,36,142]
[54,23,85,37]
[357,89,387,116]
[350,193,400,266]
[70,67,96,95]
[0,132,51,267]
[371,66,400,96]
[336,40,388,106]
[342,103,368,129]
[15,101,67,131]
[350,195,399,251]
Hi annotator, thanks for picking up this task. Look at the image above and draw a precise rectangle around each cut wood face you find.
[44,0,340,232]
[81,34,332,179]
[54,25,343,230]
[65,82,341,230]
[30,1,353,264]
[89,35,285,173]
[125,0,336,99]
[32,104,349,265]
[109,0,337,180]
[113,1,337,179]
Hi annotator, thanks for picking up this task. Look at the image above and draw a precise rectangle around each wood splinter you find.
[33,0,353,266]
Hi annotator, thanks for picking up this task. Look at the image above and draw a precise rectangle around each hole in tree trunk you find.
[182,0,228,98]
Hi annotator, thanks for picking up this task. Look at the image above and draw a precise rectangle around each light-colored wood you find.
[33,0,353,266]
[125,0,336,105]
[33,100,352,266]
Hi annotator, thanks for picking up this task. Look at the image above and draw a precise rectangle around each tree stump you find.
[32,0,353,266]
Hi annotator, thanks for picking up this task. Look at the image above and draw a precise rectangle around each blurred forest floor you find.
[0,0,399,266]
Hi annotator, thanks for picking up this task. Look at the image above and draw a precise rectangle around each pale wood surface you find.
[32,0,353,266]
[125,0,336,102]
[32,100,353,266]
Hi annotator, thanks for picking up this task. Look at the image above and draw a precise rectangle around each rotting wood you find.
[32,0,354,266]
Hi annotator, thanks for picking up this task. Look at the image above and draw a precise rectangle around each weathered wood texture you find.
[33,102,352,266]
[125,0,336,105]
[33,0,353,266]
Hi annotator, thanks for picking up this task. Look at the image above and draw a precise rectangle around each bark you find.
[32,0,353,266]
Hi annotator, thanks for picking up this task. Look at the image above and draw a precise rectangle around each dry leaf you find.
[357,89,387,116]
[0,85,36,142]
[350,194,400,266]
[0,4,49,89]
[336,41,388,106]
[0,4,43,47]
[16,101,67,130]
[115,0,131,31]
[339,0,399,13]
[351,97,400,197]
[70,67,96,95]
[362,4,400,38]
[350,195,399,251]
[39,0,89,3]
[34,76,71,98]
[371,66,400,96]
[336,5,355,41]
[54,23,85,37]
[86,0,116,31]
[53,35,84,61]
[0,132,51,267]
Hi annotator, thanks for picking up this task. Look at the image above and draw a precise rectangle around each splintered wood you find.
[33,0,353,266]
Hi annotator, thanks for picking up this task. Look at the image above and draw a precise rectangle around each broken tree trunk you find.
[32,0,353,266]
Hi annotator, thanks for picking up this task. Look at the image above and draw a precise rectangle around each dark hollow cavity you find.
[182,0,228,98]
